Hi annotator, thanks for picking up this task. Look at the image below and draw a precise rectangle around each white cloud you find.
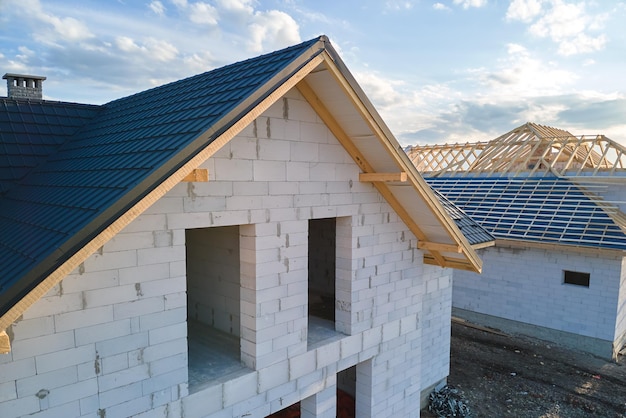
[182,51,217,73]
[354,71,410,107]
[509,0,608,56]
[453,0,487,9]
[170,0,188,8]
[433,3,451,11]
[247,10,300,52]
[189,2,219,25]
[6,0,94,43]
[115,36,178,61]
[506,0,543,22]
[557,33,607,56]
[384,1,415,11]
[473,43,578,97]
[149,1,166,16]
[215,0,255,14]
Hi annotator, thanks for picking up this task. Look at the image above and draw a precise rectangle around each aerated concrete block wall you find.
[453,245,623,358]
[0,87,452,417]
[615,258,626,355]
[0,220,189,417]
[420,266,453,391]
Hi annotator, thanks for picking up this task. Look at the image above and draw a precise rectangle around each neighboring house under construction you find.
[408,122,626,359]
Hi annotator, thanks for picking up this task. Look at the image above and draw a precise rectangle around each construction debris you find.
[428,385,471,417]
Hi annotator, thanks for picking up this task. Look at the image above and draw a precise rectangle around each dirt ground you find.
[424,320,626,418]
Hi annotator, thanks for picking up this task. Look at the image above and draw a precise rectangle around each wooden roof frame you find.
[408,122,626,178]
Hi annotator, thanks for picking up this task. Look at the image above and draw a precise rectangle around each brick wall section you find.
[453,246,622,342]
[0,87,452,417]
[615,258,626,354]
[420,266,453,390]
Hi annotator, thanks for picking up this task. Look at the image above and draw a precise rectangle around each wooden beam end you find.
[417,241,462,253]
[182,169,209,182]
[359,172,407,183]
[0,330,10,354]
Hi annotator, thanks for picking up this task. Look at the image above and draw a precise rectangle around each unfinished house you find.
[0,36,490,417]
[408,122,626,359]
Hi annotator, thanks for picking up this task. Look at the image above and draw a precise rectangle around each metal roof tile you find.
[0,36,323,312]
[428,177,626,250]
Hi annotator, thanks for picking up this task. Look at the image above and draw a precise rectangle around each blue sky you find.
[1,0,625,146]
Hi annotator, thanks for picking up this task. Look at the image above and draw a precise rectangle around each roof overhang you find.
[295,46,482,273]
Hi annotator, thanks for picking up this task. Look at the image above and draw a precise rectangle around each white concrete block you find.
[35,345,95,375]
[142,338,187,364]
[113,296,164,320]
[95,332,148,358]
[148,322,187,346]
[10,316,55,341]
[0,381,16,403]
[62,270,120,294]
[141,367,187,394]
[21,292,84,320]
[102,394,151,417]
[11,331,75,361]
[27,400,81,418]
[75,319,131,347]
[258,360,289,392]
[47,378,98,408]
[97,364,150,392]
[16,366,78,398]
[223,372,258,407]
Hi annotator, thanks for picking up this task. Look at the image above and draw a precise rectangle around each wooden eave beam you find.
[423,255,479,272]
[359,172,407,183]
[181,168,208,182]
[417,241,462,253]
[0,330,9,354]
[472,240,496,250]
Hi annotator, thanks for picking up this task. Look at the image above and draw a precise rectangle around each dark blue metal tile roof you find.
[427,177,626,250]
[0,36,325,314]
[432,189,494,246]
[0,100,100,194]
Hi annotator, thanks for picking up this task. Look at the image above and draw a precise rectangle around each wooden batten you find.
[181,168,209,182]
[0,330,9,354]
[359,172,407,183]
[418,241,462,253]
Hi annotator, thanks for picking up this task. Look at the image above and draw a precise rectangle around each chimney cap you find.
[3,73,47,81]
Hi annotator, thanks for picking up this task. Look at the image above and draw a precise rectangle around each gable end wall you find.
[0,87,452,418]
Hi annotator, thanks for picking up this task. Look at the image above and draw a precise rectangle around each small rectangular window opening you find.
[563,270,590,287]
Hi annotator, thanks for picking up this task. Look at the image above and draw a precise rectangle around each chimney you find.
[3,73,46,100]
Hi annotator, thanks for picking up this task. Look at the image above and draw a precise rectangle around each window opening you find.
[563,270,590,287]
[308,218,336,322]
[186,226,246,392]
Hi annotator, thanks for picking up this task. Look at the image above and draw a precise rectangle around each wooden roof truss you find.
[408,123,626,178]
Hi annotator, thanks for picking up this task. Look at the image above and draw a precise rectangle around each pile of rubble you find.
[428,385,471,417]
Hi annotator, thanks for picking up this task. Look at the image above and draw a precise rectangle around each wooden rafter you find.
[181,168,209,182]
[407,123,626,178]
